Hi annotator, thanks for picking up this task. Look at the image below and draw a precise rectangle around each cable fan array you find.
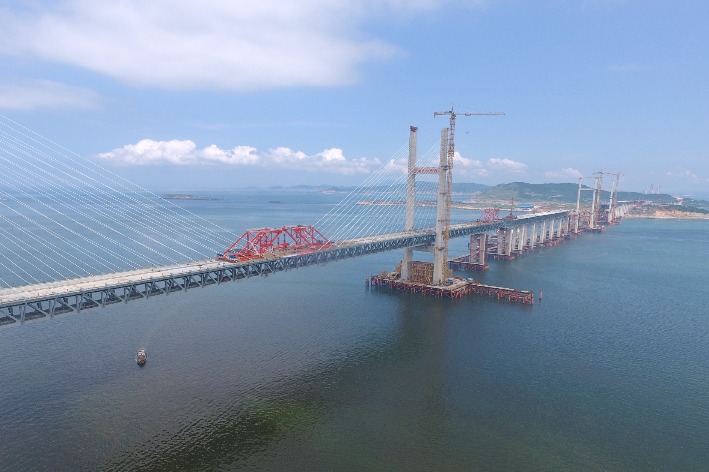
[0,116,234,288]
[0,115,447,288]
[315,141,444,243]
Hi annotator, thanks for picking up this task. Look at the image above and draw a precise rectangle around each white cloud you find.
[98,139,380,175]
[383,158,409,174]
[545,167,583,179]
[319,148,347,162]
[0,1,491,91]
[487,157,527,173]
[0,79,99,110]
[453,151,488,177]
[0,1,402,90]
[264,146,375,174]
[453,151,483,169]
[97,139,259,166]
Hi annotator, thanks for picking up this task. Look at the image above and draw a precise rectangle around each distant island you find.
[162,194,220,201]
[349,182,709,220]
[157,184,708,219]
[267,182,704,206]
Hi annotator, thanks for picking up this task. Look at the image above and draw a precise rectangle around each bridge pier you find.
[471,233,488,267]
[448,233,489,271]
[493,227,515,260]
[529,222,537,250]
[516,225,526,254]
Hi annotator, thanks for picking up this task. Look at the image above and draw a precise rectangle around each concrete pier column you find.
[618,204,627,219]
[531,222,537,248]
[470,233,487,265]
[540,221,547,244]
[525,224,532,250]
[497,228,513,256]
[517,226,526,252]
[573,211,580,233]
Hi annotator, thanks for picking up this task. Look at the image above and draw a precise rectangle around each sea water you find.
[0,190,707,471]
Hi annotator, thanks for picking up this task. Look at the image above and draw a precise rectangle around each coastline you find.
[624,210,709,220]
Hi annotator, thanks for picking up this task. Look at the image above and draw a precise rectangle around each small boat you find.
[136,348,147,366]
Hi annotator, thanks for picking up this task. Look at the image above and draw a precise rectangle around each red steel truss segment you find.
[481,208,500,223]
[218,225,331,262]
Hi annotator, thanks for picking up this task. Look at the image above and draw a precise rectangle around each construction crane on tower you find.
[433,105,504,263]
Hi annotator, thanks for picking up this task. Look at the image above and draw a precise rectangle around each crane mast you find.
[431,106,504,285]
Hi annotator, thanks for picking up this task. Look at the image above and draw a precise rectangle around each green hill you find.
[471,182,677,204]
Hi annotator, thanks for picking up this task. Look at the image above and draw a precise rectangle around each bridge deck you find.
[0,211,569,325]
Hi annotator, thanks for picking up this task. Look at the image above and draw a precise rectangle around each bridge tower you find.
[400,126,441,282]
[590,172,604,229]
[432,127,451,285]
[401,126,418,281]
[575,177,594,232]
[607,172,621,224]
[431,106,504,285]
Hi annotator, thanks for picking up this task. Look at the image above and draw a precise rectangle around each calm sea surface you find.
[1,190,708,471]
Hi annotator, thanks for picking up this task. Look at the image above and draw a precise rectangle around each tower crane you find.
[428,105,503,285]
[433,105,504,263]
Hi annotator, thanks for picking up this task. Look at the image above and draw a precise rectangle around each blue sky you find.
[1,0,708,195]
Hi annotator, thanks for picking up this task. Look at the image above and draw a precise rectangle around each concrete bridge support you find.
[469,233,488,265]
[513,226,525,253]
[524,225,535,252]
[496,228,514,258]
[529,223,537,250]
[612,202,631,222]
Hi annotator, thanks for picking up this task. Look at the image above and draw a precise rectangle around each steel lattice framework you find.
[481,208,500,223]
[218,225,331,262]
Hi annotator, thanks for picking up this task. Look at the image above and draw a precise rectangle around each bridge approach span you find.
[0,211,569,326]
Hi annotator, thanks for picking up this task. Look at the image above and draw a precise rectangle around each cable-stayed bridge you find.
[0,211,571,325]
[0,115,625,326]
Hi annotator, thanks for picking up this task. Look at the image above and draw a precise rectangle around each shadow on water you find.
[104,394,320,471]
[100,294,452,471]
